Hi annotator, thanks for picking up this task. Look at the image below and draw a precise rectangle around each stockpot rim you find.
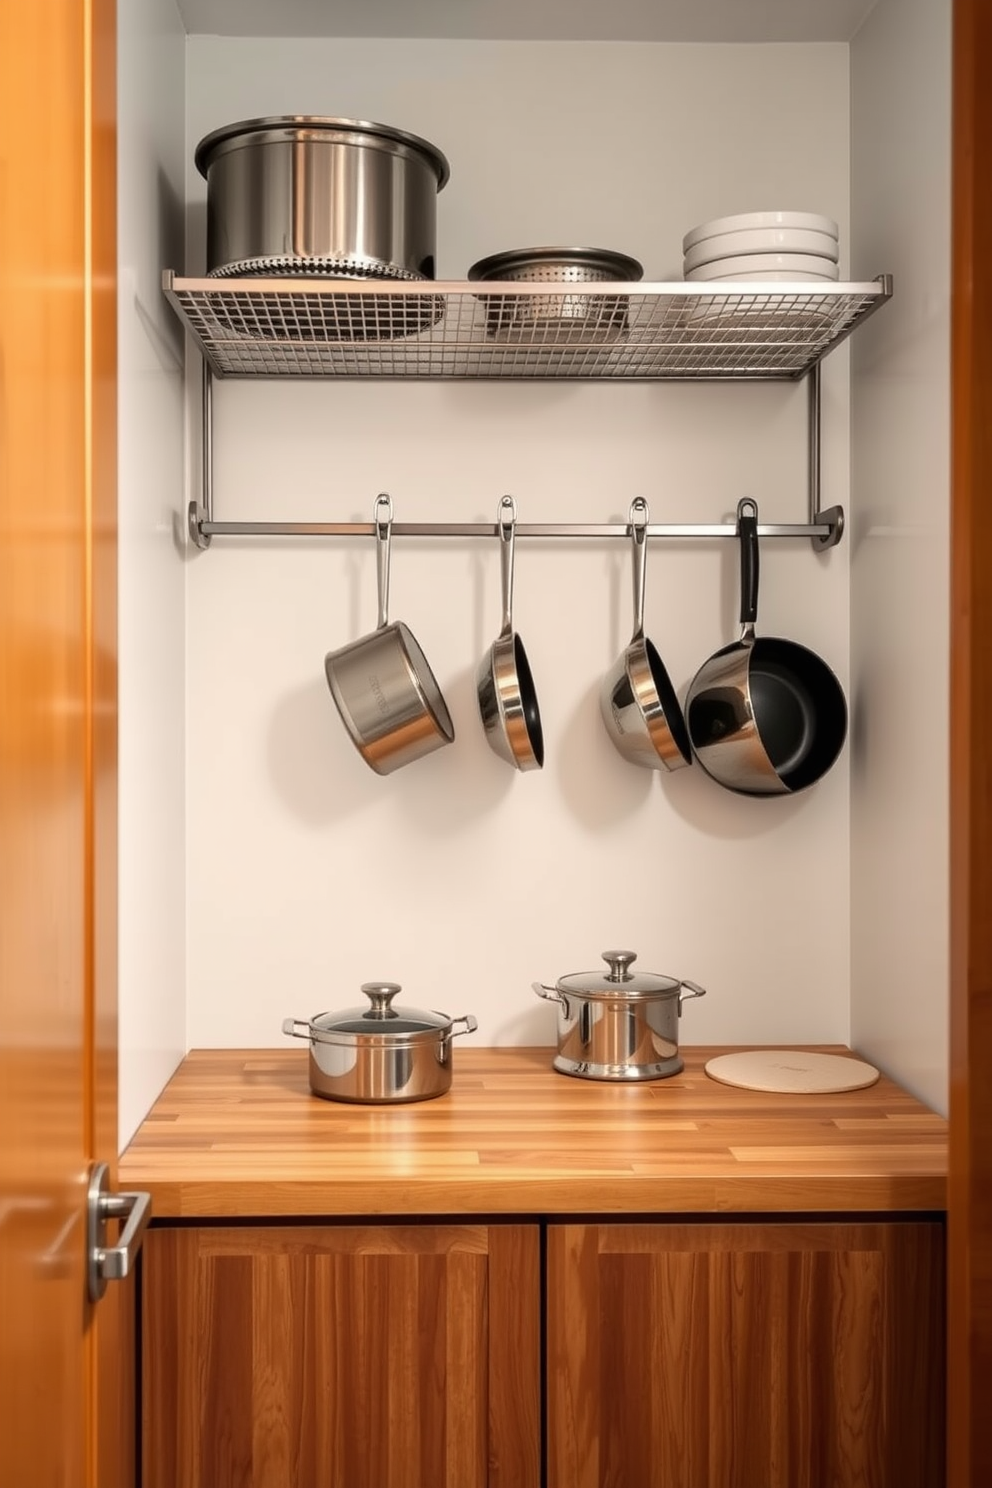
[194,114,451,189]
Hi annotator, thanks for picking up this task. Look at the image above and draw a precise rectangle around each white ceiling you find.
[175,0,879,43]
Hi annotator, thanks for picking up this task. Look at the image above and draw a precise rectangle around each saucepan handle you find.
[374,492,392,631]
[677,980,707,1017]
[282,1018,311,1040]
[737,497,759,631]
[532,981,564,1005]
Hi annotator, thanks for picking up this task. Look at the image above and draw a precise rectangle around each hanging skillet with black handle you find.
[685,497,848,795]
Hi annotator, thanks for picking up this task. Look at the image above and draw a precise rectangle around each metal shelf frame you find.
[165,272,891,383]
[168,272,893,554]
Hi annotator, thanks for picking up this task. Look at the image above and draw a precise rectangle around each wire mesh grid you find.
[164,274,891,381]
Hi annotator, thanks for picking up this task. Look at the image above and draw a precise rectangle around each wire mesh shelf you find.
[164,271,892,382]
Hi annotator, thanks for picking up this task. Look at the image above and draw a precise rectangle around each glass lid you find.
[557,950,682,997]
[310,982,451,1038]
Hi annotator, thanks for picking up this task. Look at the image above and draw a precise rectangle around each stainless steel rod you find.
[807,361,821,525]
[196,517,835,540]
[202,362,214,523]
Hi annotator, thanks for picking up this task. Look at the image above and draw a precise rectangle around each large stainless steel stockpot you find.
[533,949,706,1081]
[283,982,478,1103]
[195,115,449,280]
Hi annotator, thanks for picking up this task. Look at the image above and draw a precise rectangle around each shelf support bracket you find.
[188,358,213,549]
[186,356,844,549]
[807,361,844,550]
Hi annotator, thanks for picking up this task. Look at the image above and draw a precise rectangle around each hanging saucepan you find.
[324,494,455,774]
[600,498,692,771]
[685,497,848,795]
[476,495,544,770]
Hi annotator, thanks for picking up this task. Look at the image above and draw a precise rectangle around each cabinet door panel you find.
[142,1223,540,1488]
[547,1221,945,1488]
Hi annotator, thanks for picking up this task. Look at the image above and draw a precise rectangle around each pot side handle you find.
[448,1014,479,1040]
[282,1018,311,1039]
[677,981,707,1017]
[532,981,564,1005]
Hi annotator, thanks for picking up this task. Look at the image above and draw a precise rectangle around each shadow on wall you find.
[558,675,825,840]
[265,661,828,840]
[266,664,515,829]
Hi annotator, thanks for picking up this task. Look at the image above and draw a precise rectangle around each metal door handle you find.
[86,1161,152,1303]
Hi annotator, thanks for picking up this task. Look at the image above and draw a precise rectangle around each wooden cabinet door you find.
[950,1,992,1483]
[547,1220,945,1488]
[0,1,124,1486]
[142,1222,540,1488]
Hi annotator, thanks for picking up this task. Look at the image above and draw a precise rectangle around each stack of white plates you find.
[681,211,840,283]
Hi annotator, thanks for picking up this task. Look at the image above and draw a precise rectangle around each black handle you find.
[737,498,759,628]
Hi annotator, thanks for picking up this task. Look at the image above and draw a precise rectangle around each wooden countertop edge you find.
[122,1045,947,1221]
[141,1174,947,1221]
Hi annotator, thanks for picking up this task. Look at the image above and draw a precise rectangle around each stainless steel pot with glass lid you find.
[283,982,478,1103]
[533,950,706,1080]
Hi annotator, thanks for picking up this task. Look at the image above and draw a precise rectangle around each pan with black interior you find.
[685,497,847,795]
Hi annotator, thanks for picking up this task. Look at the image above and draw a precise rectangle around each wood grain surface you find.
[546,1220,945,1488]
[949,0,992,1481]
[142,1222,541,1488]
[0,0,124,1484]
[120,1047,947,1218]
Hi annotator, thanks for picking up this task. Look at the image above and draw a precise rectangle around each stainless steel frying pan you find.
[477,495,544,771]
[600,498,692,771]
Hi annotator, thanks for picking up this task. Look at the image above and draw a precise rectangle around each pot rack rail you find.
[167,272,894,553]
[188,361,840,549]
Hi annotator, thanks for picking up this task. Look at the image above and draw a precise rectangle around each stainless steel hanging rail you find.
[188,351,846,549]
[191,515,836,541]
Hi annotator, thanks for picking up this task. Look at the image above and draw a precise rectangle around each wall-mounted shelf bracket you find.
[187,355,847,549]
[806,361,843,551]
[189,360,214,550]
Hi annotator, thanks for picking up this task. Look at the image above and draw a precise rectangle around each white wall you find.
[182,40,858,1053]
[117,0,188,1147]
[850,0,951,1112]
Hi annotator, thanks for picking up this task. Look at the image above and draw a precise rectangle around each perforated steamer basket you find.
[467,246,643,342]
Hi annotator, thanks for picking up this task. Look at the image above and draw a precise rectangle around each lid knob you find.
[360,982,402,1018]
[601,950,637,982]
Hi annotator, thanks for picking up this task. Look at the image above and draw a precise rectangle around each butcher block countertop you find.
[119,1046,947,1220]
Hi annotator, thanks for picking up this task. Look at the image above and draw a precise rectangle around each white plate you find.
[704,1050,880,1094]
[683,210,839,253]
[682,227,840,272]
[684,269,840,284]
[685,252,840,281]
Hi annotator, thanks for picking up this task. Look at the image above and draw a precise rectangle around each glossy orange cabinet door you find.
[142,1222,541,1488]
[547,1221,945,1488]
[0,1,123,1486]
